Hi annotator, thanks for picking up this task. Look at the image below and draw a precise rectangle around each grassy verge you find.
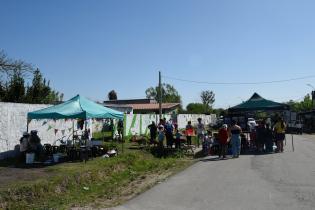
[0,146,194,209]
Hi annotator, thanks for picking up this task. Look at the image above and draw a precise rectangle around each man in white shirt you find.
[196,118,205,148]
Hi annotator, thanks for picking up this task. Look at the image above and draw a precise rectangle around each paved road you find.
[110,135,315,210]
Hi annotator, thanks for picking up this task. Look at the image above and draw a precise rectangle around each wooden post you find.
[159,71,162,120]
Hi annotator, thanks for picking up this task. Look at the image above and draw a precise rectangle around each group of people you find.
[148,118,179,149]
[19,130,43,161]
[250,117,287,153]
[147,116,287,158]
[216,117,287,159]
[147,117,207,150]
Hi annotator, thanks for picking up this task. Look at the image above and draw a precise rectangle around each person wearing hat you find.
[218,124,229,159]
[19,131,30,162]
[29,130,43,159]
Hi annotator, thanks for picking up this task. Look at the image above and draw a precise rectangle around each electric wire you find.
[162,74,315,85]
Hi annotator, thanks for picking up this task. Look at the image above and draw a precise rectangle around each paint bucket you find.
[53,153,60,163]
[26,153,35,164]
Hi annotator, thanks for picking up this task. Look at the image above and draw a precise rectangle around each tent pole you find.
[72,120,74,146]
[27,117,29,132]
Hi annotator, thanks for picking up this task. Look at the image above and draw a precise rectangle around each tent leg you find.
[121,133,124,153]
[27,118,29,132]
[72,120,75,145]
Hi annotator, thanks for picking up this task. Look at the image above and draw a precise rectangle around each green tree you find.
[212,108,227,116]
[200,90,215,113]
[108,90,118,100]
[4,70,25,102]
[25,69,62,104]
[145,83,181,103]
[0,81,5,100]
[201,90,215,107]
[286,94,313,112]
[0,50,33,79]
[186,103,206,114]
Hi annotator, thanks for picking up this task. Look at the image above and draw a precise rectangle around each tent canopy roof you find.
[228,93,289,112]
[28,95,124,120]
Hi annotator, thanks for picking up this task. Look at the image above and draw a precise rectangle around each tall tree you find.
[286,94,313,112]
[200,90,215,112]
[186,103,205,114]
[108,90,118,100]
[145,83,181,103]
[25,69,61,104]
[4,70,25,102]
[0,50,33,79]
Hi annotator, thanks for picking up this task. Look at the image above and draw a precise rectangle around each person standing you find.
[148,121,157,145]
[265,123,274,153]
[19,132,29,162]
[229,120,242,158]
[196,118,205,148]
[185,121,193,145]
[28,130,43,160]
[256,121,266,152]
[175,129,182,149]
[274,117,286,152]
[165,120,174,148]
[218,124,229,159]
[117,119,124,140]
[157,125,165,157]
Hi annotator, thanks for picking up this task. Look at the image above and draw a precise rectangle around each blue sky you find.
[1,0,315,108]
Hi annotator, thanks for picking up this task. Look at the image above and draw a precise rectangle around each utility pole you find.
[159,71,162,120]
[307,84,315,110]
[312,90,315,110]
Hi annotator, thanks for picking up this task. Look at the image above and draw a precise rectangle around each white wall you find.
[0,102,89,159]
[123,114,217,136]
[177,114,216,129]
[0,103,218,159]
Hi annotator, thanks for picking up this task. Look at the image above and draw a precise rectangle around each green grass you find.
[0,146,193,210]
[93,131,113,140]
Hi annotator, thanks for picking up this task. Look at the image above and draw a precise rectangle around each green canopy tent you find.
[27,95,124,150]
[228,93,289,113]
[28,94,123,120]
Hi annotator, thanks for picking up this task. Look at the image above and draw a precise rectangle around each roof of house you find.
[103,98,156,105]
[127,103,180,110]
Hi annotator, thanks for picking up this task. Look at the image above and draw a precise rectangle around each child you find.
[175,129,182,149]
[185,121,194,145]
[203,130,212,156]
[210,133,220,155]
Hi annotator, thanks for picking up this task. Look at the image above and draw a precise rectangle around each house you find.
[103,98,180,114]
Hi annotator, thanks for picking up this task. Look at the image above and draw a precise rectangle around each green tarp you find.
[228,93,289,112]
[28,94,123,120]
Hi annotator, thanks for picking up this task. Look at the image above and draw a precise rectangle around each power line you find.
[162,74,315,85]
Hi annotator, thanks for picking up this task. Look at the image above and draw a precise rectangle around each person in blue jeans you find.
[229,120,242,158]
